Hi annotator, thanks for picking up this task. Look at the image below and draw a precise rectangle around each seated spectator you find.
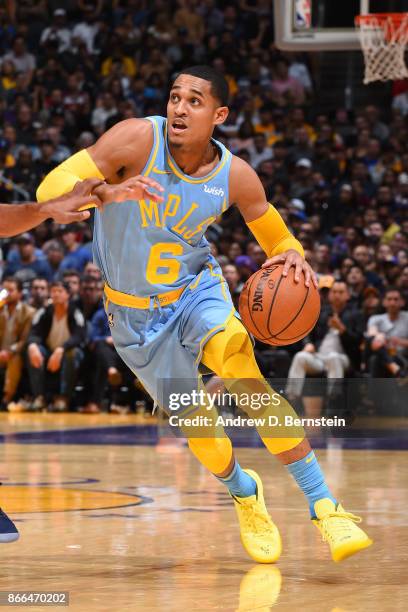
[29,277,49,310]
[82,308,134,414]
[346,265,368,309]
[366,287,408,377]
[0,278,34,408]
[76,275,103,321]
[61,270,81,301]
[83,262,102,281]
[4,233,53,285]
[40,9,72,54]
[58,225,92,273]
[222,263,242,309]
[27,281,86,411]
[43,240,64,278]
[270,57,305,107]
[248,133,273,169]
[3,36,36,88]
[286,281,365,401]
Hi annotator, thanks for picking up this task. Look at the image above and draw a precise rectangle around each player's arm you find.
[229,156,317,287]
[36,118,164,207]
[0,179,103,238]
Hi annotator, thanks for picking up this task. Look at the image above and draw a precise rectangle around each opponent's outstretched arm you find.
[229,156,318,287]
[0,179,103,238]
[36,119,164,207]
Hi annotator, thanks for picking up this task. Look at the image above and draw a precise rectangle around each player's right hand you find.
[93,176,165,204]
[41,178,104,223]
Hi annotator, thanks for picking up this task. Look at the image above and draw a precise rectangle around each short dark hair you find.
[50,280,70,294]
[384,286,402,297]
[2,276,23,292]
[175,65,229,106]
[62,269,80,280]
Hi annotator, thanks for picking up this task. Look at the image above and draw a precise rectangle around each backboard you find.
[274,0,408,51]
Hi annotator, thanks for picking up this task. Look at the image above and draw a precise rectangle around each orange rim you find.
[355,13,408,43]
[355,13,408,27]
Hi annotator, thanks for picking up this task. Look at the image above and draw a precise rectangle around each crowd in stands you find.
[0,0,407,414]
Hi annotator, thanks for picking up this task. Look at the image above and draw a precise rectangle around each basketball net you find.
[355,13,408,84]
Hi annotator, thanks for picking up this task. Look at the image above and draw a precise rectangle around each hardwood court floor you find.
[0,414,407,612]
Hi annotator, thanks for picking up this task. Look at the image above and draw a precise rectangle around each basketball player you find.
[36,66,372,563]
[0,177,150,543]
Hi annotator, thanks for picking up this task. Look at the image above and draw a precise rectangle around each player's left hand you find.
[262,249,318,288]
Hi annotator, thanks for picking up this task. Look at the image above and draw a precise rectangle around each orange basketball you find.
[238,264,321,346]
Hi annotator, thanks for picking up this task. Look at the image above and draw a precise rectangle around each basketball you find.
[239,264,321,346]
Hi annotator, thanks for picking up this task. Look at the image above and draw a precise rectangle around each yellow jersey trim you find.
[207,262,228,301]
[144,119,160,178]
[164,120,231,184]
[189,271,203,291]
[104,283,185,309]
[166,149,230,184]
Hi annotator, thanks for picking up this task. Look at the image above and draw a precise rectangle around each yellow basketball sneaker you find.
[232,469,282,564]
[312,498,373,562]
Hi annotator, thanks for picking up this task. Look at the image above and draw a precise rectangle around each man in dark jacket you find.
[287,280,365,398]
[27,280,86,411]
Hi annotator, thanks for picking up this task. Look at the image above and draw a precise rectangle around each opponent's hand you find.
[93,176,165,204]
[262,249,318,288]
[40,178,104,223]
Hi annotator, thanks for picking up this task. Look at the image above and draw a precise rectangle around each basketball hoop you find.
[355,13,408,84]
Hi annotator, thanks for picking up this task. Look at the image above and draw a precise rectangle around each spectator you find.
[58,225,92,273]
[0,277,34,407]
[286,281,365,400]
[270,57,305,107]
[82,307,133,414]
[222,263,242,309]
[40,9,72,54]
[61,270,81,301]
[29,277,49,310]
[27,281,86,411]
[4,234,53,284]
[76,275,103,321]
[91,92,118,135]
[346,265,367,309]
[248,133,273,169]
[71,6,100,54]
[366,287,408,378]
[3,36,36,87]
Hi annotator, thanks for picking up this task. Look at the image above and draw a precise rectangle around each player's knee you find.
[188,437,233,473]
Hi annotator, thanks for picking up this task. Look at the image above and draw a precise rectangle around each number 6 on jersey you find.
[146,242,183,285]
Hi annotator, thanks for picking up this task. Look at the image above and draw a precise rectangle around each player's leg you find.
[202,316,372,562]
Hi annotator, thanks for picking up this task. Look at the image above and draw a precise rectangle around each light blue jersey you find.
[92,116,238,413]
[93,116,233,297]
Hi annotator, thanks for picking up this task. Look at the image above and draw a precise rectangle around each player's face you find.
[167,75,228,148]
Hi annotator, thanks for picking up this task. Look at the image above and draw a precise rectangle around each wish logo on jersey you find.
[203,184,225,197]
